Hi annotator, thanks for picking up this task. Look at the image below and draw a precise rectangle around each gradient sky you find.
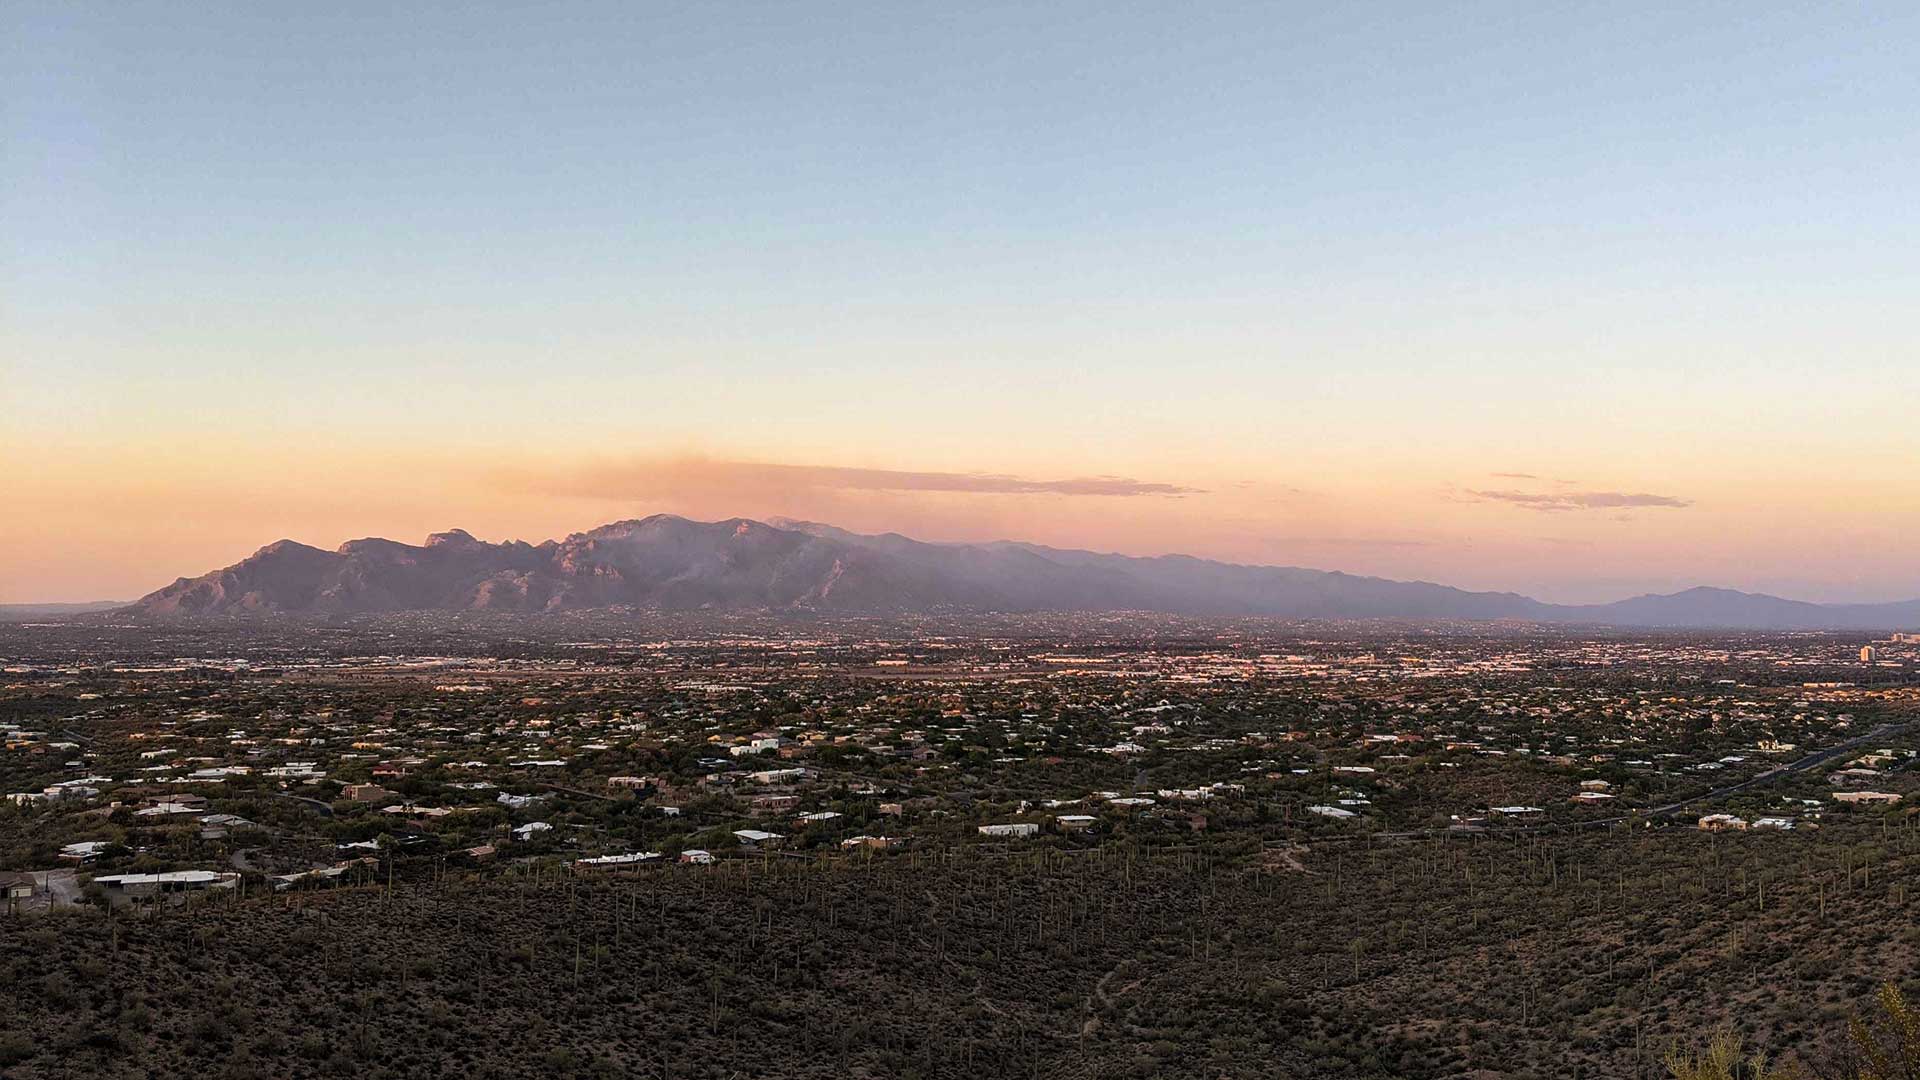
[5,2,1919,604]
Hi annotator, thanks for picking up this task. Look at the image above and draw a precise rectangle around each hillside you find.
[126,515,1920,629]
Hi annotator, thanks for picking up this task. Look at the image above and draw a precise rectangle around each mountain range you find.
[124,514,1920,630]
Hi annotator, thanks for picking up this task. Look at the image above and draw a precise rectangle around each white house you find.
[978,823,1039,838]
[574,852,661,869]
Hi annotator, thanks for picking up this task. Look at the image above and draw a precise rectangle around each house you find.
[1,873,34,904]
[460,844,498,862]
[512,821,554,841]
[1751,817,1797,830]
[135,802,203,819]
[90,870,239,897]
[977,823,1039,838]
[679,849,716,865]
[1698,814,1748,831]
[198,813,253,840]
[574,852,661,870]
[341,783,397,803]
[1056,814,1097,831]
[733,829,784,849]
[59,841,111,862]
[382,803,454,819]
[1832,791,1902,805]
[840,835,899,851]
[1489,806,1546,820]
[1308,805,1356,819]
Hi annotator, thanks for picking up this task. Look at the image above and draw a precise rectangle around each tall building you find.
[1861,645,1878,663]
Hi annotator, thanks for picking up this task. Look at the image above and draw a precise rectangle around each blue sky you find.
[4,3,1919,602]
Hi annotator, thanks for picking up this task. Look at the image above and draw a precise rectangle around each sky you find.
[4,2,1918,605]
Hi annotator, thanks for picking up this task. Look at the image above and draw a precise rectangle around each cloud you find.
[1467,489,1692,512]
[1264,536,1433,549]
[1491,471,1579,485]
[514,459,1203,500]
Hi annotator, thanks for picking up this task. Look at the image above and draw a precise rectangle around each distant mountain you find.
[1555,586,1920,631]
[124,515,1920,630]
[0,601,128,621]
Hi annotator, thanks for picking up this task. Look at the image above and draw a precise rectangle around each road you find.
[23,869,81,912]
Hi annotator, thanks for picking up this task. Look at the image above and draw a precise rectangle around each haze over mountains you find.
[125,515,1920,630]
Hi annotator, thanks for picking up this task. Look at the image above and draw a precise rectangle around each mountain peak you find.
[255,539,324,557]
[123,516,1920,628]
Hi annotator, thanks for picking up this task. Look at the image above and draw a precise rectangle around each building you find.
[1832,791,1902,805]
[574,852,661,870]
[733,829,784,849]
[1,873,34,908]
[977,823,1039,838]
[134,801,203,819]
[341,783,397,803]
[90,870,239,897]
[1862,646,1879,663]
[1698,814,1748,831]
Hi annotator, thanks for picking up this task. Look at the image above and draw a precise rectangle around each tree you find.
[1668,984,1920,1080]
[1665,1028,1795,1080]
[1844,982,1920,1080]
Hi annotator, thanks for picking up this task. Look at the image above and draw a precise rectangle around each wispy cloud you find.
[1491,471,1578,485]
[1468,489,1692,512]
[1265,535,1433,549]
[514,459,1203,499]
